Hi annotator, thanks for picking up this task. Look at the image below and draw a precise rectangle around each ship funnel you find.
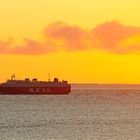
[54,78,59,82]
[32,78,37,82]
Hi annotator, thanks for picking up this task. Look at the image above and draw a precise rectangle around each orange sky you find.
[1,0,140,83]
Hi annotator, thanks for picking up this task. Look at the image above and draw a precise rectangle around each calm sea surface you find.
[0,84,140,140]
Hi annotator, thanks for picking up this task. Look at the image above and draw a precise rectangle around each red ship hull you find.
[0,86,71,95]
[0,75,71,95]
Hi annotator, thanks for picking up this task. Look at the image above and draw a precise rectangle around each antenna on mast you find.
[11,73,16,80]
[48,73,50,82]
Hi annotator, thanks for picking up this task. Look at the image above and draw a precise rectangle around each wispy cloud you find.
[11,39,56,55]
[1,21,140,55]
[0,39,13,54]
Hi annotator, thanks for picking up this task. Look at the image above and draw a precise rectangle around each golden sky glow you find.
[1,0,140,83]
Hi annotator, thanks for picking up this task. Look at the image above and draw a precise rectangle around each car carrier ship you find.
[0,74,71,95]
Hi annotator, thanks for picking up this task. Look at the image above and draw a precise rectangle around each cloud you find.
[11,39,57,55]
[0,39,13,54]
[92,21,140,53]
[43,21,96,51]
[1,21,140,55]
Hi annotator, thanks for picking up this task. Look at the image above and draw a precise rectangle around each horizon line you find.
[71,83,140,85]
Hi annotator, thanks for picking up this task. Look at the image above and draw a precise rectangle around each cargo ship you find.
[0,74,71,95]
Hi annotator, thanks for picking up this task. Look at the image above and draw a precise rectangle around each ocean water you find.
[0,84,140,140]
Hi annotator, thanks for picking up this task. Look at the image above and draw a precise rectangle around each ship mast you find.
[48,73,50,82]
[11,73,16,80]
